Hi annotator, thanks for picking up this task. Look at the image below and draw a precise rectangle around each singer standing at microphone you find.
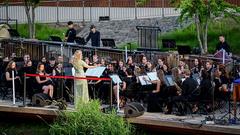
[65,21,76,43]
[72,50,96,106]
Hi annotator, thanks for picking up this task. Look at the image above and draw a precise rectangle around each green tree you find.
[170,0,239,54]
[24,0,40,39]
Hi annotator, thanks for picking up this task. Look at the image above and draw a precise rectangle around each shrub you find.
[49,100,133,135]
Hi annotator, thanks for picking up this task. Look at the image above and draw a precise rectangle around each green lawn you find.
[16,23,67,41]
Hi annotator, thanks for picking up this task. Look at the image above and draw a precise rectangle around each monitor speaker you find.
[124,102,145,118]
[32,93,52,107]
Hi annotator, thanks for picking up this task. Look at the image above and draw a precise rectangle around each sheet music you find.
[85,67,106,78]
[139,75,152,85]
[110,74,122,84]
[192,73,201,85]
[165,75,175,86]
[147,72,159,81]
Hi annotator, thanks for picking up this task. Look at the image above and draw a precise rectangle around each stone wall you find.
[77,16,191,46]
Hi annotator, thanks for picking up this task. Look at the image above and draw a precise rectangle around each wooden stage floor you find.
[0,100,240,135]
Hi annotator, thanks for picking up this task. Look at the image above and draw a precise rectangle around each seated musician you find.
[205,60,215,79]
[191,58,203,75]
[45,57,57,74]
[100,58,107,67]
[147,69,166,112]
[166,69,198,115]
[126,56,135,71]
[35,63,54,99]
[156,58,165,71]
[162,64,172,75]
[113,68,137,103]
[146,62,156,72]
[93,62,114,102]
[199,70,212,100]
[117,59,126,80]
[213,67,230,100]
[19,60,36,99]
[5,61,22,97]
[145,62,161,93]
[178,59,189,76]
[52,63,68,100]
[140,56,148,69]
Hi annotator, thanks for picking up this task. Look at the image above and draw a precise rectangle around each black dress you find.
[36,72,53,91]
[5,69,22,95]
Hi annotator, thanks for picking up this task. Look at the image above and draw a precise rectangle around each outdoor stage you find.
[0,100,239,135]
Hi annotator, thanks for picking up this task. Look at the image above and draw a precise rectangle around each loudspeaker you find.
[162,39,176,48]
[177,45,191,55]
[124,102,145,118]
[49,36,62,42]
[32,93,52,107]
[101,39,116,48]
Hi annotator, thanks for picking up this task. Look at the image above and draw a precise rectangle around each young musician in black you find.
[216,35,230,54]
[86,25,100,47]
[117,59,127,80]
[191,58,203,75]
[45,57,57,74]
[65,21,76,43]
[5,61,22,97]
[166,69,198,115]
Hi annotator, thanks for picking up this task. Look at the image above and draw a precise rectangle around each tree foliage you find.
[170,0,239,54]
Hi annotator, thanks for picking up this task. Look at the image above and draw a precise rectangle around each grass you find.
[16,23,67,40]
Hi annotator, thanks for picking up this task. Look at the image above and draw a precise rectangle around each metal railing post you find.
[161,0,165,17]
[56,0,59,24]
[23,73,26,107]
[110,79,113,109]
[135,0,137,19]
[82,0,85,23]
[108,0,111,20]
[5,1,9,24]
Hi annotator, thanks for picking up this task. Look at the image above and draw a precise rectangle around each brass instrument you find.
[174,82,182,96]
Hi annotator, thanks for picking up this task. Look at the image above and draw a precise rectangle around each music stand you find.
[101,39,116,48]
[147,72,159,81]
[164,75,175,87]
[85,67,106,99]
[109,74,122,112]
[8,29,20,38]
[177,45,191,55]
[85,67,106,78]
[138,75,152,85]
